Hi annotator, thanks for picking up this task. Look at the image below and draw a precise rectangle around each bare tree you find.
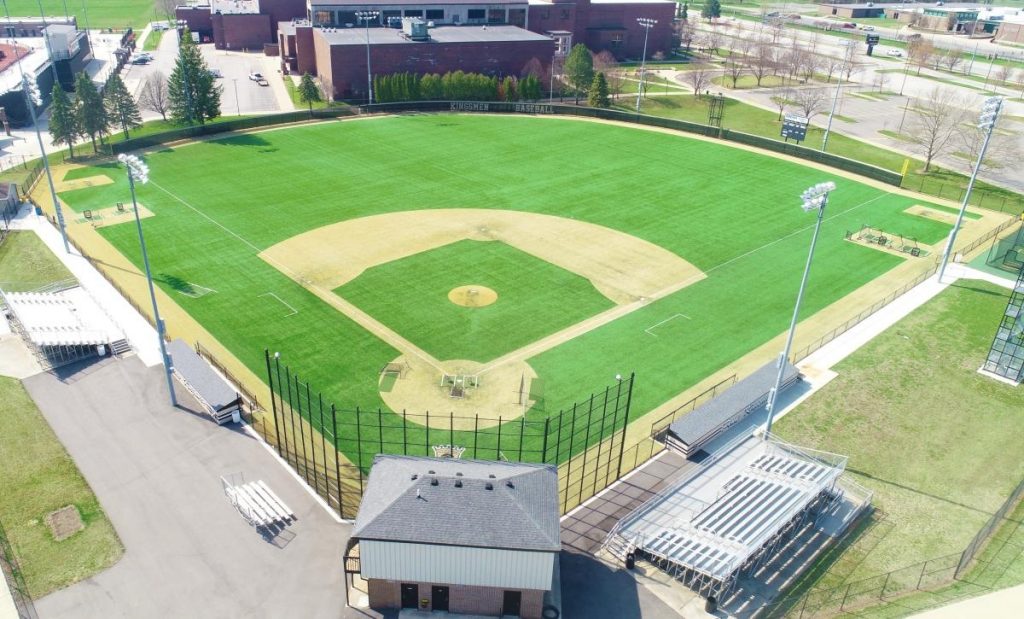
[958,123,1021,175]
[941,49,962,73]
[874,71,889,93]
[800,51,821,84]
[703,27,724,57]
[993,64,1012,88]
[749,41,775,86]
[822,54,843,83]
[139,71,170,121]
[906,87,968,172]
[593,51,623,99]
[683,63,713,95]
[908,38,935,76]
[724,51,747,88]
[154,0,177,22]
[783,41,805,85]
[792,88,829,122]
[676,20,696,53]
[770,88,794,120]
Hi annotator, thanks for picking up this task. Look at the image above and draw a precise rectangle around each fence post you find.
[354,406,364,481]
[264,349,283,457]
[918,559,928,588]
[284,366,296,465]
[318,392,327,500]
[402,410,408,455]
[579,394,596,506]
[331,404,344,517]
[880,571,890,599]
[616,373,635,479]
[496,416,503,460]
[473,414,478,458]
[541,417,551,464]
[840,582,851,610]
[294,375,311,486]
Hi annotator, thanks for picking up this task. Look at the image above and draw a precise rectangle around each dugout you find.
[985,222,1024,275]
[168,339,243,424]
[665,360,800,459]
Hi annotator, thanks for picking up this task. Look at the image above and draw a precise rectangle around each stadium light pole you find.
[356,11,379,104]
[119,154,177,407]
[821,41,851,153]
[635,18,657,114]
[764,181,837,438]
[938,96,1003,284]
[12,48,70,251]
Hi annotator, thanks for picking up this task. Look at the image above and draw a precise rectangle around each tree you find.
[749,42,775,87]
[681,2,688,20]
[297,72,322,113]
[593,50,622,100]
[683,64,712,95]
[792,87,828,122]
[676,19,696,53]
[105,73,143,140]
[139,72,170,121]
[907,87,968,172]
[588,72,610,108]
[724,51,747,88]
[770,88,794,121]
[168,27,222,124]
[958,122,1020,176]
[155,0,178,22]
[873,71,889,93]
[908,38,934,76]
[563,44,594,104]
[703,27,723,57]
[75,72,110,152]
[49,84,79,158]
[702,0,721,20]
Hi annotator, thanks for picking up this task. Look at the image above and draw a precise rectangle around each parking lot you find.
[122,29,293,120]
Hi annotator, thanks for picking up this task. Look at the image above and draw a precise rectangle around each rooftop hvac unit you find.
[403,18,429,41]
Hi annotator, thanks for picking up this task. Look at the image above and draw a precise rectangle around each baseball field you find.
[48,114,1003,467]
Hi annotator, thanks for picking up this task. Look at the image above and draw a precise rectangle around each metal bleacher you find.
[222,475,295,530]
[604,435,847,600]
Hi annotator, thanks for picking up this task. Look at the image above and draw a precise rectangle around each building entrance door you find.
[502,590,522,616]
[400,584,418,609]
[431,585,450,611]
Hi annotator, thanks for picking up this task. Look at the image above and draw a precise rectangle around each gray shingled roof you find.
[668,361,799,448]
[353,455,560,552]
[167,339,240,412]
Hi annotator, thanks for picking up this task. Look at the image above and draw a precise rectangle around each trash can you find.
[625,551,635,570]
[705,596,717,614]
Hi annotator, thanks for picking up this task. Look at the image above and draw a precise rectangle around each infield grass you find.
[57,115,955,465]
[776,281,1024,588]
[336,240,615,362]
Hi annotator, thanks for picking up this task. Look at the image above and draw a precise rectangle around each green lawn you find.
[0,377,122,597]
[142,28,163,51]
[58,115,954,466]
[6,1,155,29]
[0,230,73,291]
[336,240,614,362]
[776,281,1024,586]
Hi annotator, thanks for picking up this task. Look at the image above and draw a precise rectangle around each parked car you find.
[134,52,153,61]
[886,49,903,57]
[256,78,269,87]
[208,68,223,78]
[860,25,875,31]
[151,22,169,31]
[249,71,264,81]
[842,22,857,29]
[130,56,151,65]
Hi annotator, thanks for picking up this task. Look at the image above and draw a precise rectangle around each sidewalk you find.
[910,583,1024,618]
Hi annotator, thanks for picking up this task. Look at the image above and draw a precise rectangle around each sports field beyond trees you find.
[56,115,957,465]
[6,1,154,29]
[0,377,122,597]
[777,280,1024,587]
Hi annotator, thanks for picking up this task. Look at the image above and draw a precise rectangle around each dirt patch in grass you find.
[45,505,84,541]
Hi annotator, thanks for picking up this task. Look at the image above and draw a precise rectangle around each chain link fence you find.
[0,517,38,619]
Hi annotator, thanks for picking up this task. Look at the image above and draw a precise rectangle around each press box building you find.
[351,455,560,618]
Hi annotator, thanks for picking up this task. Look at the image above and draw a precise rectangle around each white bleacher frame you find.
[221,473,295,530]
[603,434,848,600]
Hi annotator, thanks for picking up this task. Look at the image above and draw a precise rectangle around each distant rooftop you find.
[353,455,560,552]
[312,0,523,6]
[318,24,554,45]
[210,0,260,14]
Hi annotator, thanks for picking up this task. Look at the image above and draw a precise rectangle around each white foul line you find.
[645,313,691,337]
[259,292,298,317]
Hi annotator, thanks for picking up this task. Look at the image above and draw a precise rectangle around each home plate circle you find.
[448,285,497,308]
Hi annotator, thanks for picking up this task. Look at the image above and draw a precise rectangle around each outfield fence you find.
[0,517,38,619]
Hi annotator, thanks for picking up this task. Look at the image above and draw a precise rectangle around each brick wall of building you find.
[585,2,675,59]
[259,0,308,33]
[367,579,546,619]
[996,22,1024,44]
[176,6,214,38]
[318,34,555,100]
[212,13,273,50]
[295,25,318,76]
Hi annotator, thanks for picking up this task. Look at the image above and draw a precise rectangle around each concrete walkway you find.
[910,583,1024,619]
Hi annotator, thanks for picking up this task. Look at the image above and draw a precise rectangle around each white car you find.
[860,25,875,31]
[886,49,903,57]
[249,71,264,81]
[151,22,170,31]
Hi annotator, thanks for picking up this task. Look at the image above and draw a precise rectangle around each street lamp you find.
[821,41,851,153]
[635,18,657,114]
[356,10,379,105]
[232,78,240,115]
[14,59,70,251]
[119,154,177,407]
[938,96,1003,283]
[764,181,837,437]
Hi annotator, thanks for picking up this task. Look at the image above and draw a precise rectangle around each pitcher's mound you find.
[448,285,497,308]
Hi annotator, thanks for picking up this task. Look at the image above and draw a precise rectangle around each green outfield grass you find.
[6,1,155,29]
[57,115,955,466]
[336,240,614,362]
[776,281,1024,588]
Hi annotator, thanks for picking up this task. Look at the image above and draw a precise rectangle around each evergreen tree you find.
[563,44,594,104]
[588,72,610,108]
[298,73,322,113]
[105,73,143,140]
[48,84,79,158]
[702,0,721,20]
[682,3,689,20]
[502,76,516,101]
[168,27,221,124]
[75,72,109,152]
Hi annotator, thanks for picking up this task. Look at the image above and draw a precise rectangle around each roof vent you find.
[506,481,514,489]
[485,482,493,490]
[456,472,463,477]
[430,478,439,486]
[488,474,496,479]
[428,470,435,474]
[455,479,463,488]
[411,474,418,480]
